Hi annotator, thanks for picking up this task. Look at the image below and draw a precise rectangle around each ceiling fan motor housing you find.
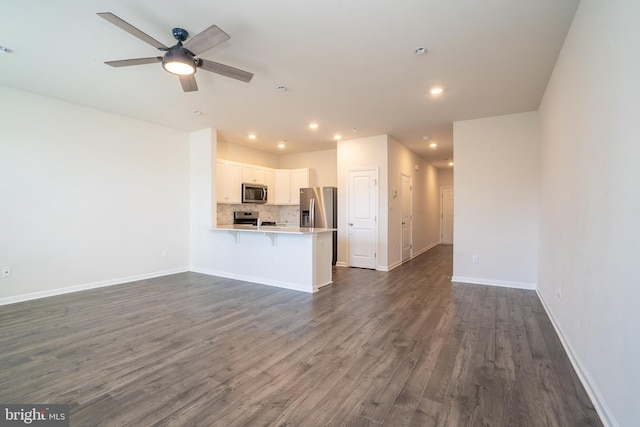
[172,27,189,42]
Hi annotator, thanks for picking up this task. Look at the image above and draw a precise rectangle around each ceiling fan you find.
[97,12,254,92]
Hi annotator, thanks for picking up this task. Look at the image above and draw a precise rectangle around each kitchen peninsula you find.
[209,225,335,293]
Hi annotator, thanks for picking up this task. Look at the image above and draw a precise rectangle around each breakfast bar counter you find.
[214,224,335,234]
[207,225,335,293]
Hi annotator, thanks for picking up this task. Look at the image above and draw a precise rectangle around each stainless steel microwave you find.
[241,183,268,203]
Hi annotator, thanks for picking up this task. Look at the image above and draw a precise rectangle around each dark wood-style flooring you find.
[0,246,601,426]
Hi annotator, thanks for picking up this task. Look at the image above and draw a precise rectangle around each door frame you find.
[401,173,412,262]
[440,186,454,244]
[346,167,379,270]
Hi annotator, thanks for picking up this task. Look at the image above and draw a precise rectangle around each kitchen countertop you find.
[212,224,336,234]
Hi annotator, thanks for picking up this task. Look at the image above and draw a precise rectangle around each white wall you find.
[452,112,538,289]
[216,138,279,168]
[280,149,337,187]
[189,128,217,270]
[537,1,640,425]
[438,168,453,188]
[424,161,442,248]
[337,135,388,268]
[0,86,190,303]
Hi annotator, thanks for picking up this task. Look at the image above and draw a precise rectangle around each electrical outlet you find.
[472,255,479,264]
[2,267,10,277]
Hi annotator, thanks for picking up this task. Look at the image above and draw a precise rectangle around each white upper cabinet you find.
[274,169,292,205]
[216,160,243,204]
[242,164,266,185]
[290,168,309,205]
[265,168,275,205]
[275,168,309,205]
[217,160,308,206]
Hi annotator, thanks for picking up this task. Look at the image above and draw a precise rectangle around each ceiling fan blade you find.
[98,12,168,50]
[199,59,254,83]
[183,25,230,55]
[105,57,163,67]
[179,75,198,92]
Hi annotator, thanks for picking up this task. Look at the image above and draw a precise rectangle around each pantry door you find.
[347,168,378,269]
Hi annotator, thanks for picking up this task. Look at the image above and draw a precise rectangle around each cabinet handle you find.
[349,223,354,226]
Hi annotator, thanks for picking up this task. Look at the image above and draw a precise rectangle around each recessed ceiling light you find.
[278,142,286,149]
[0,46,11,53]
[334,134,342,141]
[415,47,427,56]
[429,143,437,148]
[351,128,359,133]
[309,123,319,130]
[277,85,287,92]
[422,136,429,141]
[448,162,454,167]
[430,87,443,95]
[248,134,256,140]
[193,110,202,116]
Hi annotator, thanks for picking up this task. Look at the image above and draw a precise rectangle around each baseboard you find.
[0,267,189,306]
[450,275,536,290]
[337,242,440,272]
[536,290,617,427]
[411,241,439,258]
[190,267,315,293]
[384,261,401,271]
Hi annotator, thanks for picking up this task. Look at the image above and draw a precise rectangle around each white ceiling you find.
[0,0,579,168]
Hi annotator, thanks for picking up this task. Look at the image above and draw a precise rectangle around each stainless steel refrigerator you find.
[300,187,337,265]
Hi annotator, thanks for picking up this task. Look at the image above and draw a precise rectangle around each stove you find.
[233,211,278,226]
[233,211,259,226]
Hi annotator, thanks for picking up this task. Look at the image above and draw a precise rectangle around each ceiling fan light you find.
[164,61,195,75]
[162,49,196,75]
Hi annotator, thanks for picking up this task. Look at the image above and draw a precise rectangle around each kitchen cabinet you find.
[265,168,275,205]
[275,168,309,205]
[242,164,266,185]
[216,160,243,204]
[291,168,309,205]
[274,169,291,204]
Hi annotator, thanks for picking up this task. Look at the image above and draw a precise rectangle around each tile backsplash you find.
[217,204,300,225]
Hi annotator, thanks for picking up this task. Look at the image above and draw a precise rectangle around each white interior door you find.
[348,168,377,269]
[401,174,412,262]
[441,187,454,244]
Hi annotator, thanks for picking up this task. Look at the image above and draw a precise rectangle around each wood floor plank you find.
[0,246,603,426]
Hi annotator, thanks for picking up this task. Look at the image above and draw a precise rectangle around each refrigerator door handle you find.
[310,198,315,227]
